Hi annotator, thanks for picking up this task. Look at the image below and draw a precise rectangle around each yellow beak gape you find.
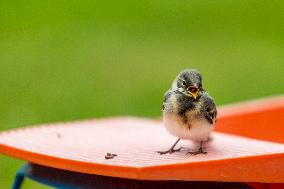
[188,87,198,99]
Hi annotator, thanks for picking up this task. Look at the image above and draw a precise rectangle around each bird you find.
[157,69,217,155]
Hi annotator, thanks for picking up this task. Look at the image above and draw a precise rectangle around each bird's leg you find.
[186,141,207,155]
[157,138,184,155]
[199,141,207,154]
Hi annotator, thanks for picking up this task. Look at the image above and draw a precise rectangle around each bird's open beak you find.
[187,86,199,99]
[191,92,198,99]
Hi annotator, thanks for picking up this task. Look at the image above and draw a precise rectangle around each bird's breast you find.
[163,92,196,115]
[163,111,213,141]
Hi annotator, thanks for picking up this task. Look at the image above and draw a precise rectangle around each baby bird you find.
[158,69,217,155]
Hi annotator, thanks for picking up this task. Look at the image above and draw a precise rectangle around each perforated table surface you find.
[1,95,284,183]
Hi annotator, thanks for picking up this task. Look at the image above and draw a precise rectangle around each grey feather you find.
[199,92,217,124]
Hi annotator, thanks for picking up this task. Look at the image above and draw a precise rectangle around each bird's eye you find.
[182,81,186,86]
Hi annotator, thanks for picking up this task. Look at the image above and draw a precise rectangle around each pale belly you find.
[163,112,213,141]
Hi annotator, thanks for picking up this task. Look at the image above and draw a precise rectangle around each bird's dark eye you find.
[182,81,186,86]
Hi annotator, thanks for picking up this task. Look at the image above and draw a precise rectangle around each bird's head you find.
[172,69,203,100]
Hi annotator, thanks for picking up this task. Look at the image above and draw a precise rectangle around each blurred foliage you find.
[0,0,283,188]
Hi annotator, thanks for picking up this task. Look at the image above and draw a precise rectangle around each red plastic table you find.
[1,95,284,188]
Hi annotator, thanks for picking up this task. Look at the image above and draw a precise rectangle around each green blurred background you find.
[0,0,283,188]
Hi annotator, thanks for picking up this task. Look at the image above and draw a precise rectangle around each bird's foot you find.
[186,147,207,155]
[157,147,184,155]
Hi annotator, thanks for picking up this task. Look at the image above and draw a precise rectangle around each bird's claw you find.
[186,147,207,155]
[157,147,184,155]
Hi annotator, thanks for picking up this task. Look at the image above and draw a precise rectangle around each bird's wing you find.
[201,92,217,124]
[205,104,217,124]
[162,89,172,110]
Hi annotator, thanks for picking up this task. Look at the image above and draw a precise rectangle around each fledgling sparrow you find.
[158,69,217,155]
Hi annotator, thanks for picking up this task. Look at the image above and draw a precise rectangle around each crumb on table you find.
[105,153,117,160]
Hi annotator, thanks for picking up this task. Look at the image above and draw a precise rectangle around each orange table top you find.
[1,95,284,183]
